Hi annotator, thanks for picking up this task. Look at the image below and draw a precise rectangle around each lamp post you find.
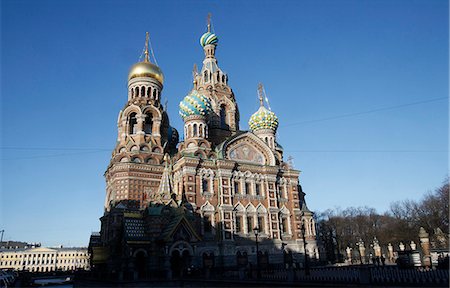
[300,221,310,275]
[253,226,261,279]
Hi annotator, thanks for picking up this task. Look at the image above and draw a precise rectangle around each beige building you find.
[0,247,89,272]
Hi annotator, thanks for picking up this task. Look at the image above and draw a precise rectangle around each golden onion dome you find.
[128,61,164,84]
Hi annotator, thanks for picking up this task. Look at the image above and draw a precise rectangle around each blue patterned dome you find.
[179,90,212,119]
[249,106,279,132]
[200,32,218,47]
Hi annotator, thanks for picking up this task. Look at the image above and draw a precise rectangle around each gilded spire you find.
[257,83,264,107]
[207,13,211,32]
[144,32,150,62]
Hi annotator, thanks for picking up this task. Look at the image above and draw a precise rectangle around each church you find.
[89,19,319,280]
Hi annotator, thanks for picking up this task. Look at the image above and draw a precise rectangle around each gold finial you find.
[207,13,211,32]
[144,32,150,62]
[257,82,264,107]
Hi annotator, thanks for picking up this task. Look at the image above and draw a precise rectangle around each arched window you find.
[204,71,208,82]
[258,216,265,233]
[144,113,153,134]
[216,72,220,82]
[245,182,251,195]
[247,216,254,233]
[193,123,198,136]
[131,89,134,97]
[255,183,261,196]
[203,214,212,233]
[220,105,227,128]
[153,89,156,99]
[235,215,243,232]
[199,123,203,137]
[147,87,151,97]
[129,113,137,134]
[202,179,209,193]
[135,87,139,97]
[282,218,288,234]
[234,181,240,194]
[141,86,145,96]
[222,75,226,83]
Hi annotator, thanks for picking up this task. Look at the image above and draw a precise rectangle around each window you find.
[282,218,288,234]
[258,217,265,233]
[234,181,240,194]
[129,113,138,134]
[144,113,152,134]
[220,105,227,128]
[245,182,251,195]
[204,215,212,233]
[247,216,253,233]
[236,215,242,233]
[193,124,198,137]
[202,179,209,193]
[255,183,261,196]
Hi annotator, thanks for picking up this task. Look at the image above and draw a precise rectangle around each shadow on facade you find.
[87,200,318,282]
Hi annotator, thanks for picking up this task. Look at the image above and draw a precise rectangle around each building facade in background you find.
[0,247,89,272]
[89,21,319,280]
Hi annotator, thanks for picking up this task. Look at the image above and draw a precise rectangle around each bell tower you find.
[194,14,240,146]
[104,33,178,211]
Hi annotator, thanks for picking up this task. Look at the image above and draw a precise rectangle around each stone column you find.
[419,227,431,267]
[136,114,145,135]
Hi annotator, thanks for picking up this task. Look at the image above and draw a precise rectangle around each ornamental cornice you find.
[218,204,233,211]
[107,162,164,174]
[216,160,235,169]
[182,166,197,174]
[217,170,232,177]
[280,169,300,177]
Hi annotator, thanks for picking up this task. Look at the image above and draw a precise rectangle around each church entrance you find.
[169,241,193,278]
[134,250,147,279]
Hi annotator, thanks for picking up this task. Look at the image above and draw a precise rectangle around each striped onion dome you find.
[179,90,212,120]
[200,32,218,47]
[249,106,279,132]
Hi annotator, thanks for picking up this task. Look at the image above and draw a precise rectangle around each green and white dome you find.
[249,106,279,132]
[179,90,212,119]
[200,32,218,47]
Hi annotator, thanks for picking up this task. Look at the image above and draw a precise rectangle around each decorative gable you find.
[222,132,276,166]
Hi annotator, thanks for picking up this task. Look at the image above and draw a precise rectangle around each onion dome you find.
[200,32,218,47]
[179,90,212,119]
[249,106,279,132]
[128,61,164,84]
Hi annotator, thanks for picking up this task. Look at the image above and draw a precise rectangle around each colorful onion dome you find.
[179,90,212,119]
[249,106,279,132]
[128,61,164,84]
[200,32,218,47]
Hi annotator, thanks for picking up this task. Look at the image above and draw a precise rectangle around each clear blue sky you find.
[1,0,448,247]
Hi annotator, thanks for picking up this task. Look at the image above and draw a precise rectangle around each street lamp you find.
[300,221,310,275]
[253,226,261,279]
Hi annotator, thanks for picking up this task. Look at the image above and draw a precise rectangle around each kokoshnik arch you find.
[89,19,319,280]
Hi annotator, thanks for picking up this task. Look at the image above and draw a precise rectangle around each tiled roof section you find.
[124,217,146,239]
